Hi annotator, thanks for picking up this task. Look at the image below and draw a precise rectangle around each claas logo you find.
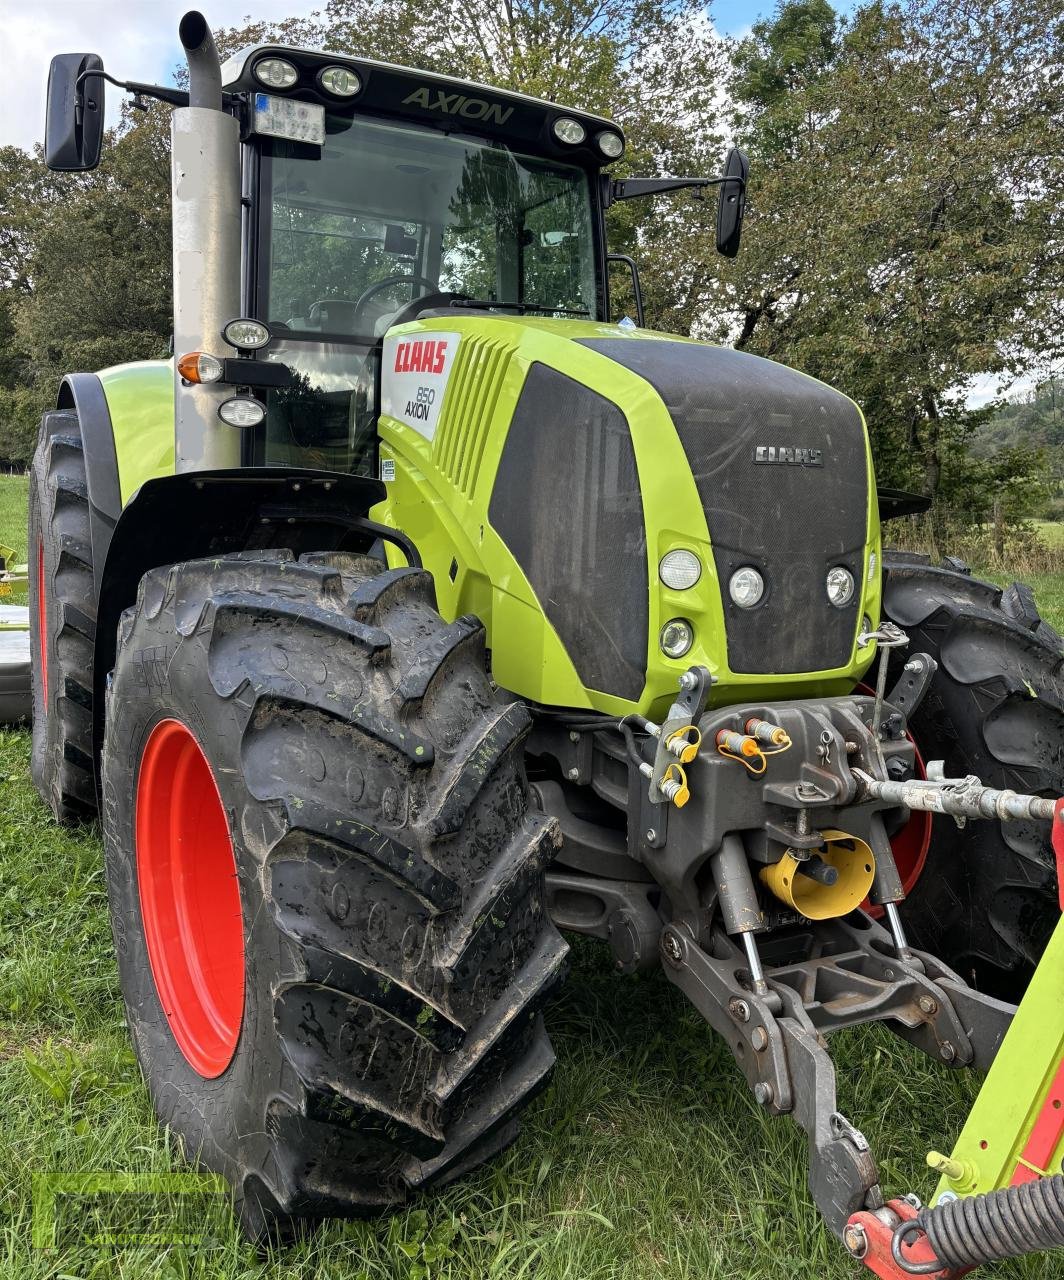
[394,339,448,375]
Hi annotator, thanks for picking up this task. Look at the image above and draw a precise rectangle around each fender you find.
[90,467,413,772]
[57,373,123,593]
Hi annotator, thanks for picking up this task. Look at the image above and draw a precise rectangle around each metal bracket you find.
[647,666,713,805]
[884,652,939,722]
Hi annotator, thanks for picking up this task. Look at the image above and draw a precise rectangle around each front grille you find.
[581,339,868,675]
[488,364,648,700]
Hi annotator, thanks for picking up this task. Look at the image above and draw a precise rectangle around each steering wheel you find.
[352,274,438,330]
[384,291,472,331]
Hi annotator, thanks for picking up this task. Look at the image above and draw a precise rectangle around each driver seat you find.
[306,298,361,335]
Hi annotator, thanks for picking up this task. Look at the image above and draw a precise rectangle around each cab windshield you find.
[250,113,599,475]
[260,113,599,338]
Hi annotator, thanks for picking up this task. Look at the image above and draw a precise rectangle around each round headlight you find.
[553,116,587,145]
[218,397,266,428]
[319,65,361,97]
[826,566,855,607]
[176,351,223,384]
[659,618,694,659]
[597,131,624,159]
[659,549,702,591]
[728,566,765,609]
[222,318,271,351]
[253,57,299,89]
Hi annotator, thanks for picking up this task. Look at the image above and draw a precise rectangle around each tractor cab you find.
[221,46,618,476]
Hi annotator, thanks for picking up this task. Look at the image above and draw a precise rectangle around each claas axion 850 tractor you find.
[31,10,1064,1271]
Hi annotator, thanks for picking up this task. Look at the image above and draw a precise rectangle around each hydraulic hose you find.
[891,1176,1064,1273]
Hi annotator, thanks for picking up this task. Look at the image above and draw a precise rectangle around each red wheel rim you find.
[856,683,933,915]
[36,539,48,702]
[135,719,245,1078]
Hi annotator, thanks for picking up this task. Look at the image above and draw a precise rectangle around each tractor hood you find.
[375,316,880,716]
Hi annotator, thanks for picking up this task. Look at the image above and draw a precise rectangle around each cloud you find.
[965,370,1039,409]
[3,0,320,153]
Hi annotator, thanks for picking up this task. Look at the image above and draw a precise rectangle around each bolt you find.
[729,999,751,1022]
[679,671,698,690]
[845,741,860,755]
[940,1041,956,1063]
[753,1082,774,1107]
[569,730,580,742]
[901,1192,922,1211]
[661,931,683,966]
[646,829,657,843]
[917,995,938,1015]
[904,660,921,672]
[567,767,579,781]
[751,1027,769,1051]
[843,1223,868,1259]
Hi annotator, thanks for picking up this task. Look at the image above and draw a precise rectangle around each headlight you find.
[222,318,271,351]
[659,549,702,590]
[218,397,266,428]
[826,566,855,607]
[728,566,765,609]
[597,131,624,158]
[553,117,586,145]
[253,57,299,89]
[176,351,223,384]
[659,618,694,658]
[319,65,361,97]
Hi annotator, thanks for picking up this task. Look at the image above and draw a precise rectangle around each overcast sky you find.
[4,1,320,152]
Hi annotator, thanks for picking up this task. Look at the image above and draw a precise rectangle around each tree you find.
[672,0,1064,512]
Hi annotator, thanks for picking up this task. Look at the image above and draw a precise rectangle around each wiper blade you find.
[448,299,590,317]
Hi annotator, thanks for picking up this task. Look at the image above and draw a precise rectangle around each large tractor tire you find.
[28,408,98,822]
[100,550,567,1239]
[883,554,1064,1001]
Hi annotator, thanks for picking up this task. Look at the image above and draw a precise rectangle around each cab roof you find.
[221,44,625,166]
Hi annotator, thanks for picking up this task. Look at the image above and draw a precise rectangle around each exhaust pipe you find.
[178,10,223,111]
[171,9,241,473]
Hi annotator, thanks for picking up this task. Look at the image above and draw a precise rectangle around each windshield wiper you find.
[447,299,591,317]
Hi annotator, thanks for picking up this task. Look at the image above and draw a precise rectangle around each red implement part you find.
[1053,797,1064,912]
[1010,1053,1064,1186]
[846,1200,970,1280]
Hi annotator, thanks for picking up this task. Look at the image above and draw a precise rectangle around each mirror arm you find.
[74,68,237,112]
[609,175,744,205]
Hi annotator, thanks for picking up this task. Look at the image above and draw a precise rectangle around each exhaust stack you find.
[171,10,241,472]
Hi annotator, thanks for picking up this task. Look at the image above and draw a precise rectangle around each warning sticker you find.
[380,331,461,442]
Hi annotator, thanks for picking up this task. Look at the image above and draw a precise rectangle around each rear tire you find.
[101,550,567,1239]
[28,409,98,822]
[883,555,1064,1000]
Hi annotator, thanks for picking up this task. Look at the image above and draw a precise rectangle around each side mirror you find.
[716,147,749,258]
[45,53,105,172]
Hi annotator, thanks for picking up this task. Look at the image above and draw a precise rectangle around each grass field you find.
[1,472,1061,1279]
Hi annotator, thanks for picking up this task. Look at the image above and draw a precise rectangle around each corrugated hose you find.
[892,1175,1064,1273]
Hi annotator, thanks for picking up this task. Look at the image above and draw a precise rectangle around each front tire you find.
[883,555,1064,1000]
[101,550,567,1239]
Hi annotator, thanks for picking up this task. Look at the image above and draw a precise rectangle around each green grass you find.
[1,472,29,608]
[0,473,1061,1278]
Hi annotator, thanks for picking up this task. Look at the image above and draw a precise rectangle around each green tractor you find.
[32,10,1064,1269]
